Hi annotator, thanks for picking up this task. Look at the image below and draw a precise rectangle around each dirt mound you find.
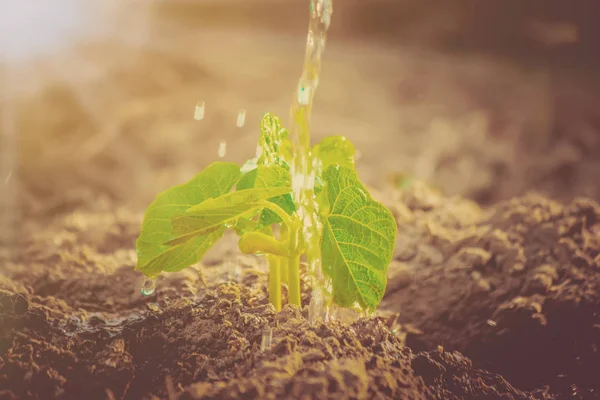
[382,183,600,398]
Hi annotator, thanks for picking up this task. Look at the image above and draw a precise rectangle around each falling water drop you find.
[141,277,157,296]
[260,326,273,351]
[236,109,246,127]
[193,101,205,120]
[4,171,12,184]
[297,85,311,105]
[218,141,227,158]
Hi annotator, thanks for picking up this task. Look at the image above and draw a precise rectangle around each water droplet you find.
[487,319,497,327]
[4,171,12,184]
[224,219,237,229]
[218,141,227,158]
[260,326,273,351]
[193,101,205,120]
[236,109,246,127]
[141,277,157,296]
[297,85,311,105]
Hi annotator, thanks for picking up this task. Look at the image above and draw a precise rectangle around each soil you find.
[3,189,599,399]
[0,204,554,400]
[3,1,600,399]
[379,184,600,399]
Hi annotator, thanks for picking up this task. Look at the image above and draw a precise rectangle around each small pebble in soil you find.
[141,277,157,296]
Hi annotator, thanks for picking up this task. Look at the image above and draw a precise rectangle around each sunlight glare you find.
[0,0,154,233]
[0,0,111,62]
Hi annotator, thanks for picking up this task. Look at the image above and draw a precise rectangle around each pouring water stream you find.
[289,0,333,323]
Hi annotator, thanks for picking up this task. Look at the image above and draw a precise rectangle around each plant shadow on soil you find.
[1,179,599,399]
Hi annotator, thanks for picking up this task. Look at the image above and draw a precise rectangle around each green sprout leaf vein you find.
[320,165,396,310]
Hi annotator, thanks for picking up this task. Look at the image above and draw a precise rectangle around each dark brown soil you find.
[381,183,600,399]
[0,202,558,400]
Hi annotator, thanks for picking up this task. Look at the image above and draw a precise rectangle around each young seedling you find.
[135,113,397,313]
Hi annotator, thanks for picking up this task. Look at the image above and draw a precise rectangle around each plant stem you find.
[288,253,301,307]
[280,256,289,284]
[280,225,290,284]
[258,202,303,308]
[238,232,289,257]
[260,201,293,230]
[287,219,302,308]
[268,256,282,312]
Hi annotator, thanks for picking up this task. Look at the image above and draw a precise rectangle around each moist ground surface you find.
[1,190,598,399]
[380,184,600,398]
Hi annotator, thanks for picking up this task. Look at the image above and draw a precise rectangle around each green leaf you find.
[168,186,292,244]
[312,135,356,170]
[186,186,291,214]
[312,135,356,196]
[237,165,295,228]
[320,165,396,310]
[135,162,242,277]
[257,113,293,168]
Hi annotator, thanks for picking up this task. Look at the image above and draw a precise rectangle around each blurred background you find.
[1,0,600,239]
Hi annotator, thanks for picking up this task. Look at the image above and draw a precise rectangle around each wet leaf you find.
[313,135,356,170]
[168,186,292,245]
[320,165,396,310]
[237,165,295,228]
[312,135,356,196]
[135,162,241,277]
